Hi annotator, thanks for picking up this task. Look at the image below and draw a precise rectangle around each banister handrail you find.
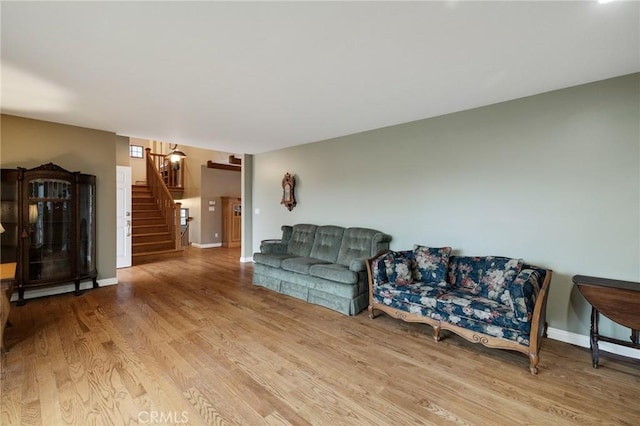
[145,148,182,251]
[148,152,184,188]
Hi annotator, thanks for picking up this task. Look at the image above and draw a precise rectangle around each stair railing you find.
[181,217,192,247]
[145,148,182,250]
[147,151,185,188]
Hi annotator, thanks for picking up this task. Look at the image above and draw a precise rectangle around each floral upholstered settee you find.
[253,224,391,315]
[366,246,552,374]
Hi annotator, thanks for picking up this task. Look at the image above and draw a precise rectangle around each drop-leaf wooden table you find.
[572,275,640,368]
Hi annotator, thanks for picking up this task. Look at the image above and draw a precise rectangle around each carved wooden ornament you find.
[281,173,296,211]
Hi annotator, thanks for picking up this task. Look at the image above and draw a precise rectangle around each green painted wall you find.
[252,73,640,339]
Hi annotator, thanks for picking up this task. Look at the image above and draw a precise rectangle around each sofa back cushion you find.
[286,224,318,257]
[447,256,524,302]
[337,227,390,266]
[412,245,452,287]
[384,251,414,285]
[309,226,345,262]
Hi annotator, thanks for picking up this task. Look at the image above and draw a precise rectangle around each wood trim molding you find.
[207,161,241,172]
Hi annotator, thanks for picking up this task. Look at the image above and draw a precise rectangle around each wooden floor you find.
[2,247,639,425]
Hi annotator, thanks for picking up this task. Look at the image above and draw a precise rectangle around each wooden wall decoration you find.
[281,173,296,211]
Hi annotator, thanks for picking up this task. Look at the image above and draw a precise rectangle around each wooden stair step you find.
[130,184,179,256]
[132,220,164,227]
[132,225,169,234]
[133,232,172,243]
[132,240,176,254]
[132,211,163,219]
[131,203,158,211]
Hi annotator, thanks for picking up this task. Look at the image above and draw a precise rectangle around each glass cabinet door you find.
[27,178,73,282]
[78,175,96,276]
[0,169,19,264]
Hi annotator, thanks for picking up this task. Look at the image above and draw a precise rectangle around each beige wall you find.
[252,73,640,341]
[128,137,151,184]
[173,144,238,245]
[200,167,241,245]
[1,114,117,282]
[115,135,130,166]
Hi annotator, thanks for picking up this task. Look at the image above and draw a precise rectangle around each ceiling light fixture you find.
[598,0,615,4]
[166,144,186,163]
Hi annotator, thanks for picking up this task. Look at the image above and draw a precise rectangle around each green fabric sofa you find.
[253,224,391,315]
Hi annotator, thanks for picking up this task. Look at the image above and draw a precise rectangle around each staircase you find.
[132,184,180,261]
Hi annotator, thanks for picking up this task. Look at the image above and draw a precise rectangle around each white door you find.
[116,166,132,268]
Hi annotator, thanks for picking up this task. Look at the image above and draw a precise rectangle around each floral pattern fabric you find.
[384,252,414,285]
[368,250,546,345]
[412,245,452,287]
[372,281,446,318]
[509,267,545,322]
[435,288,530,334]
[447,256,524,301]
[431,310,531,346]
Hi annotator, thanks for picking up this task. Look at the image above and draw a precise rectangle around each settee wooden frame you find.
[365,253,552,374]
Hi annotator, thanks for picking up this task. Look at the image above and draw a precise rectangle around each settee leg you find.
[433,325,441,342]
[368,305,376,320]
[529,352,540,375]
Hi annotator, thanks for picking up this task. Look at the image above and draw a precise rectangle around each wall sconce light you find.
[166,144,187,164]
[0,223,5,234]
[29,204,39,224]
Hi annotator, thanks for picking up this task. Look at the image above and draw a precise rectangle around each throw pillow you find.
[479,256,524,301]
[384,252,414,285]
[412,245,452,287]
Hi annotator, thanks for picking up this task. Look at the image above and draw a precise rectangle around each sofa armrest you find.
[509,267,548,322]
[366,251,391,291]
[260,239,287,255]
[349,259,367,273]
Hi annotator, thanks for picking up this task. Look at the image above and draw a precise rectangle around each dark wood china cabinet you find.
[0,163,97,305]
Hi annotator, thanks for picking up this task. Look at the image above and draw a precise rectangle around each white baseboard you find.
[547,327,640,360]
[192,242,222,249]
[10,277,118,302]
[99,277,118,286]
[240,256,253,263]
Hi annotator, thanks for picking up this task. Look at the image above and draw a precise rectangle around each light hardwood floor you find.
[2,247,639,425]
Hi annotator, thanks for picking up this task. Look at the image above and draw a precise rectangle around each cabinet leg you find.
[16,290,25,307]
[74,280,81,296]
[92,277,98,289]
[590,307,600,368]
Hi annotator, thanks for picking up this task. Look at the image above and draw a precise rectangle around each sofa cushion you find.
[509,267,546,322]
[430,309,531,345]
[447,256,524,301]
[384,252,414,285]
[412,245,451,287]
[309,264,358,284]
[253,253,297,268]
[373,282,447,316]
[287,224,318,257]
[309,225,345,263]
[435,288,526,332]
[336,227,386,266]
[281,257,330,275]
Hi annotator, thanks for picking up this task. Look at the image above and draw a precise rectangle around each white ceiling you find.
[1,1,638,154]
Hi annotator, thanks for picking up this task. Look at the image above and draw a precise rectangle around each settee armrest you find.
[260,239,287,255]
[349,259,367,273]
[509,267,549,323]
[368,250,393,286]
